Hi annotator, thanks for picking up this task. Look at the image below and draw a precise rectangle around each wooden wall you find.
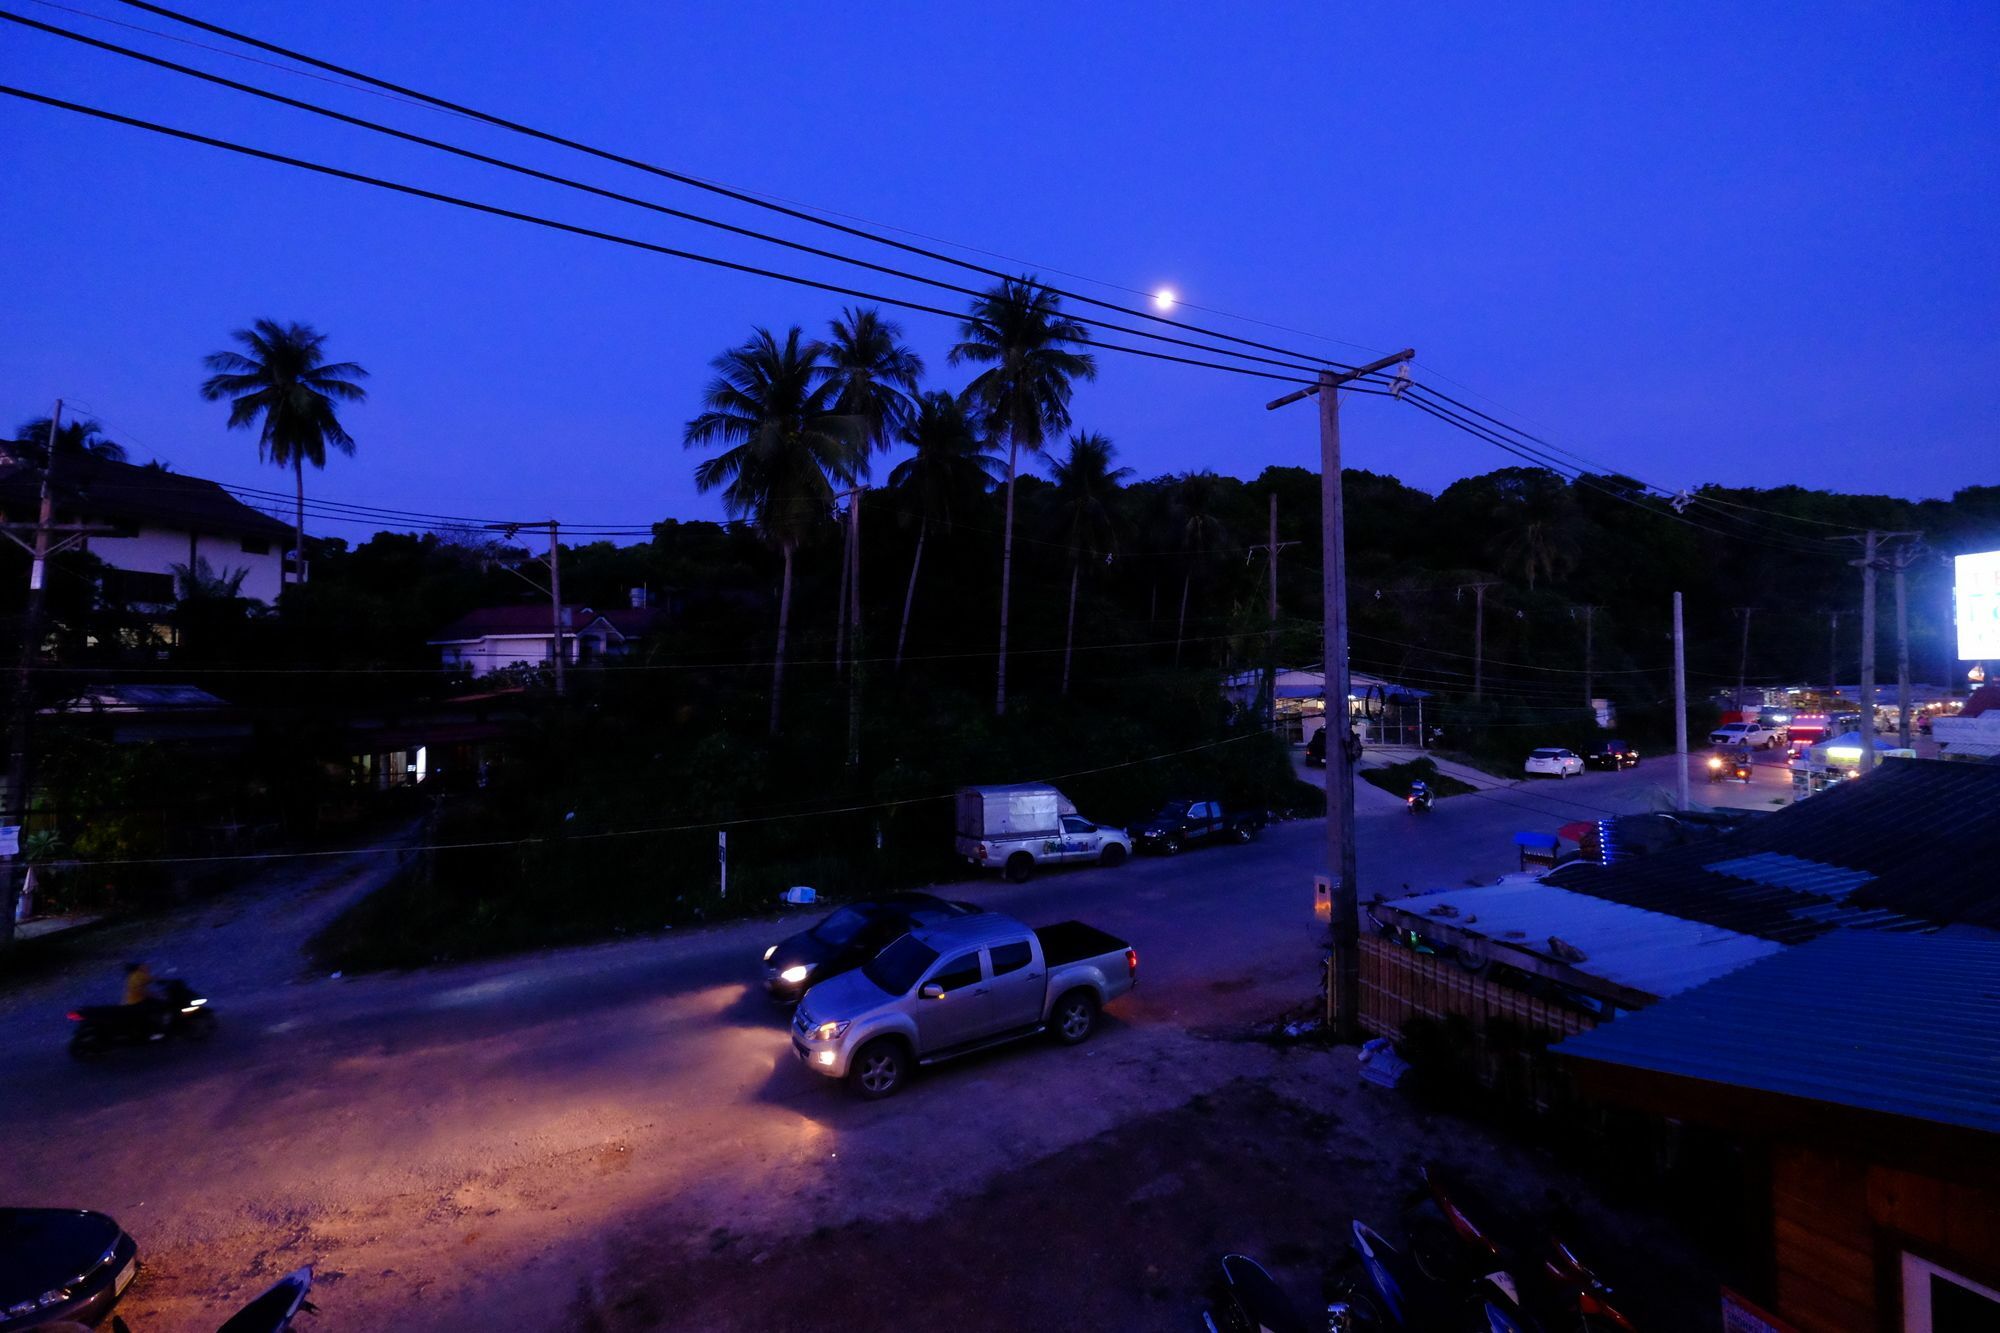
[1355,934,1600,1043]
[1770,1143,2000,1331]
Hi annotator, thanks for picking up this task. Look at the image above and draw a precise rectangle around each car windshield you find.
[812,906,872,947]
[863,934,940,995]
[1154,800,1191,820]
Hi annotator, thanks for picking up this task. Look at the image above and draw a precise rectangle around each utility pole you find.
[1890,539,1926,748]
[1672,591,1689,813]
[847,486,864,768]
[546,521,565,698]
[1267,348,1414,1045]
[1462,582,1499,700]
[1837,530,1919,775]
[1578,604,1598,708]
[1244,494,1295,730]
[1827,610,1840,699]
[1733,607,1757,711]
[832,496,853,672]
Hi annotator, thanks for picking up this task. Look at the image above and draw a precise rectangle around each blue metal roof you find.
[1556,930,2000,1135]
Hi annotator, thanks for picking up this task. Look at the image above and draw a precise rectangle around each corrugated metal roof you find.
[1544,758,2000,941]
[1702,852,1876,900]
[1556,930,2000,1135]
[1377,879,1784,999]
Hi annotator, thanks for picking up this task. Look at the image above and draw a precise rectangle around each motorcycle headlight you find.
[811,1021,850,1042]
[779,964,812,985]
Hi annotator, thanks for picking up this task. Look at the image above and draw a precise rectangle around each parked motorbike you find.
[110,1267,314,1333]
[1406,781,1435,814]
[1326,1220,1534,1331]
[68,978,216,1058]
[1407,1164,1637,1333]
[1205,1253,1313,1333]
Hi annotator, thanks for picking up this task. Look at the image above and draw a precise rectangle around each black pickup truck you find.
[1134,798,1262,855]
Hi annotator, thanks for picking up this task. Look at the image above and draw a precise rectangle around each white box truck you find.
[954,784,1131,882]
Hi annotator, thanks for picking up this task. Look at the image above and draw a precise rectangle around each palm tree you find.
[12,417,128,464]
[886,392,1001,670]
[200,319,368,586]
[815,308,924,666]
[949,277,1096,716]
[1049,432,1130,695]
[1170,471,1228,663]
[684,327,864,735]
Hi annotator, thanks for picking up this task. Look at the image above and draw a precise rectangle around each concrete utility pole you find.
[1733,607,1757,711]
[1267,348,1414,1045]
[546,521,565,698]
[1827,610,1841,699]
[1838,530,1920,774]
[1890,540,1926,748]
[1578,604,1598,708]
[1245,494,1295,730]
[1672,591,1689,813]
[1462,582,1499,700]
[847,486,864,768]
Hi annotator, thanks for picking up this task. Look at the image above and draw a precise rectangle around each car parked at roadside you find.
[1523,747,1584,779]
[761,893,981,1003]
[1133,798,1261,855]
[1707,721,1781,749]
[0,1207,139,1330]
[1583,738,1640,770]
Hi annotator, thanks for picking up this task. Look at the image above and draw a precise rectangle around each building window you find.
[241,536,271,555]
[1902,1251,2000,1332]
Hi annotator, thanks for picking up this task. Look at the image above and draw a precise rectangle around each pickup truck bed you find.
[1037,920,1126,967]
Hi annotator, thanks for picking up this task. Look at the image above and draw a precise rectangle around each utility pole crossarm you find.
[1265,350,1415,412]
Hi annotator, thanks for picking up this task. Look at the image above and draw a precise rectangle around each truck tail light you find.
[975,843,987,859]
[1126,948,1138,978]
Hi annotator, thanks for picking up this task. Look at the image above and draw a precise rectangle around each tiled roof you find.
[1543,758,2000,942]
[1556,930,2000,1135]
[0,455,291,539]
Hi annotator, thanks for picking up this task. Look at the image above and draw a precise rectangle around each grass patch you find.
[1360,756,1476,799]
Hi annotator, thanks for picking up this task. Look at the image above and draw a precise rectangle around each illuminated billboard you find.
[1956,550,2000,659]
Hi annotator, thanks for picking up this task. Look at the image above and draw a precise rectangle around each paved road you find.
[0,757,1739,1331]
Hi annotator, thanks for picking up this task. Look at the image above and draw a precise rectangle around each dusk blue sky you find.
[4,3,1996,537]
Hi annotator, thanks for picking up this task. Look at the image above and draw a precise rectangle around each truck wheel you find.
[1005,852,1036,883]
[1234,824,1255,843]
[846,1039,909,1100]
[1099,843,1127,868]
[68,1028,106,1060]
[183,1010,218,1042]
[1050,990,1099,1045]
[1163,835,1182,856]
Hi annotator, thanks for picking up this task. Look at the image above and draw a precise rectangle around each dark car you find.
[1304,728,1327,768]
[1134,799,1261,855]
[1,1207,139,1330]
[761,892,980,1002]
[1583,738,1640,770]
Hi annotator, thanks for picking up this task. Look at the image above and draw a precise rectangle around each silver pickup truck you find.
[790,912,1137,1099]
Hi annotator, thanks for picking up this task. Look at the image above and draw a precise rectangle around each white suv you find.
[1708,721,1780,750]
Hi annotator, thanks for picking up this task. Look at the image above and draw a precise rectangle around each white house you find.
[429,604,663,677]
[0,450,293,605]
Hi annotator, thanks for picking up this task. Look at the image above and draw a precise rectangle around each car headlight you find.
[810,1020,850,1042]
[762,945,777,962]
[779,964,813,985]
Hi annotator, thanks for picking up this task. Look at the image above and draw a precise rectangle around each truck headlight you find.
[779,964,812,985]
[811,1021,850,1042]
[763,945,777,962]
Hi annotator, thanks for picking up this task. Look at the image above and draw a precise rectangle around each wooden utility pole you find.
[1578,604,1598,708]
[1462,582,1499,699]
[1733,607,1757,711]
[1267,348,1414,1044]
[1672,591,1689,812]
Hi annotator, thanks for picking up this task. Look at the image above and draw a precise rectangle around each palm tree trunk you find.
[1177,570,1191,664]
[896,517,926,672]
[770,541,795,737]
[293,455,306,586]
[1061,555,1080,697]
[995,436,1019,717]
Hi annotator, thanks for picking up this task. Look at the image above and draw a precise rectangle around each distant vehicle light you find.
[779,964,812,985]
